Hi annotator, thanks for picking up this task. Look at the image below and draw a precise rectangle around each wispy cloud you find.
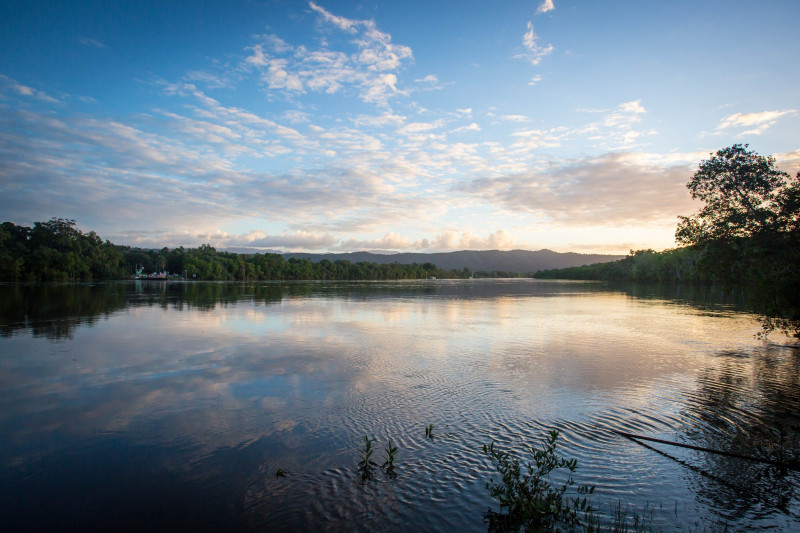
[517,21,554,66]
[0,75,445,246]
[460,152,695,226]
[239,2,413,105]
[716,109,796,136]
[415,74,439,84]
[451,123,481,133]
[222,229,338,250]
[0,74,59,103]
[352,113,406,127]
[398,120,443,135]
[7,2,790,256]
[501,115,530,123]
[337,229,516,252]
[79,37,107,49]
[308,1,358,33]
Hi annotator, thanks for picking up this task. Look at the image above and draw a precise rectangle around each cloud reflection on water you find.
[0,280,796,530]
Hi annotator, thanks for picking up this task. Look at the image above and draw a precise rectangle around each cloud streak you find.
[716,109,796,136]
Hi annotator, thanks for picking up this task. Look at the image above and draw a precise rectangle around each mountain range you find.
[261,249,627,273]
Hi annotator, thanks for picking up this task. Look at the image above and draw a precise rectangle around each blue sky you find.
[1,0,798,254]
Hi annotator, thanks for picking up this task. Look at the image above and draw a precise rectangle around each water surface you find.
[1,280,798,531]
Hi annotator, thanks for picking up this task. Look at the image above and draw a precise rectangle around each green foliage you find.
[357,436,400,482]
[0,218,127,281]
[676,145,800,338]
[357,436,378,482]
[534,247,704,283]
[382,439,398,478]
[536,145,800,339]
[676,144,791,245]
[275,468,287,478]
[483,430,595,532]
[0,218,469,282]
[425,423,435,440]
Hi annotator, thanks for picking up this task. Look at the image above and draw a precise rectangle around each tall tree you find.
[676,145,800,338]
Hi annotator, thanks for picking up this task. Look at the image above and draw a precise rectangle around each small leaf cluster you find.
[383,439,398,478]
[358,436,379,481]
[358,435,399,482]
[425,423,435,440]
[483,429,595,532]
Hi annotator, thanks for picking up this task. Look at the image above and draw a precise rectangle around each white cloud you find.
[337,232,413,251]
[501,115,530,123]
[451,123,481,133]
[308,1,358,33]
[415,74,439,83]
[528,74,543,85]
[263,58,305,91]
[619,100,646,114]
[536,0,555,14]
[775,148,800,170]
[518,21,554,66]
[398,120,443,135]
[0,84,446,243]
[509,128,565,152]
[281,110,312,124]
[227,229,338,250]
[240,4,413,105]
[414,230,516,251]
[716,109,796,135]
[352,113,406,127]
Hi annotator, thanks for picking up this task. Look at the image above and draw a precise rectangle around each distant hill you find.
[280,249,624,273]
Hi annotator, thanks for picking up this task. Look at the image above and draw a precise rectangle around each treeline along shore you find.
[0,218,471,282]
[533,247,705,283]
[1,146,797,336]
[0,219,625,283]
[536,145,799,338]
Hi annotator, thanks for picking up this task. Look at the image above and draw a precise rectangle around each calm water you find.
[1,280,798,531]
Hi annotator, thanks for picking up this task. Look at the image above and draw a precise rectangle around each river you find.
[0,280,798,531]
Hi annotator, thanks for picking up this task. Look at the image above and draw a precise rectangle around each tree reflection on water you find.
[679,344,800,524]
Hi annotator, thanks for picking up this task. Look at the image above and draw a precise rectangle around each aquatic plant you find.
[425,423,435,440]
[483,429,594,532]
[275,468,287,478]
[601,500,658,533]
[382,439,398,478]
[358,436,378,482]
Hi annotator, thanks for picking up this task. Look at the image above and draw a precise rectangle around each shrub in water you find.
[483,429,594,531]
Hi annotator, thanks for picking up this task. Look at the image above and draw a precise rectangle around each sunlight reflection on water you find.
[0,280,797,531]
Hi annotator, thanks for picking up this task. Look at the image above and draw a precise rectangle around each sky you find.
[1,0,799,254]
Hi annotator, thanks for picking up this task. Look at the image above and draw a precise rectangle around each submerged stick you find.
[613,430,798,471]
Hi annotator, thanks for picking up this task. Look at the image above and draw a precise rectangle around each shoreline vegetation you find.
[535,145,799,339]
[2,146,797,336]
[0,218,509,283]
